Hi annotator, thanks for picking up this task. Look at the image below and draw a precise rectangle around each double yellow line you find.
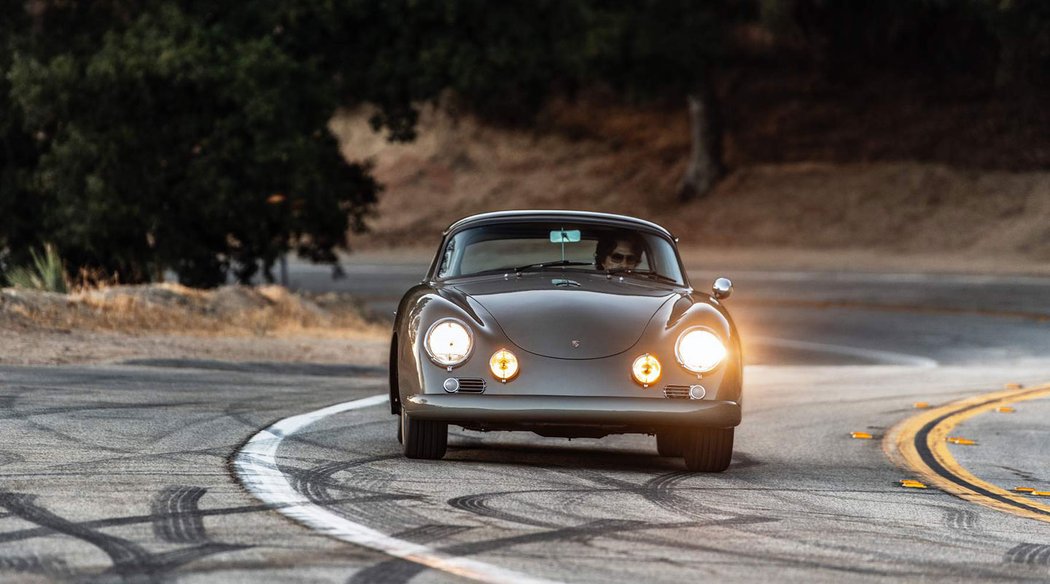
[884,382,1050,523]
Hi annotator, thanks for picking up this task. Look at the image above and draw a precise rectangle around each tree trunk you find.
[677,87,724,201]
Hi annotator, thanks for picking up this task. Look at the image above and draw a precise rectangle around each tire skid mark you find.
[151,486,208,544]
[38,442,240,473]
[943,507,980,531]
[0,492,149,571]
[284,457,421,522]
[0,555,72,578]
[577,467,945,570]
[1005,543,1050,566]
[600,527,937,579]
[0,451,25,467]
[722,473,991,558]
[0,494,375,545]
[0,400,207,421]
[642,471,726,520]
[236,394,563,584]
[0,491,245,581]
[447,493,562,529]
[226,402,389,457]
[392,524,476,543]
[998,465,1043,483]
[16,417,128,454]
[145,411,241,452]
[289,454,438,529]
[348,516,772,584]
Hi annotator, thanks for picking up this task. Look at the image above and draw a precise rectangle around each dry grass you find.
[333,101,1050,264]
[0,283,386,339]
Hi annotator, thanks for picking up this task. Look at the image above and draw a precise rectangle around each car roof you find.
[443,210,676,239]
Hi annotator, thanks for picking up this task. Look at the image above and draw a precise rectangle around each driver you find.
[595,233,643,272]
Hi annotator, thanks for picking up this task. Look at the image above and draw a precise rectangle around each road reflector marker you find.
[900,479,928,489]
[997,406,1016,413]
[1005,383,1023,390]
[1014,487,1036,493]
[947,437,976,445]
[887,382,1050,524]
[913,402,930,409]
[850,432,873,439]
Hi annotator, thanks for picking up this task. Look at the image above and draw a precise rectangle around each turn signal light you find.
[489,349,519,382]
[631,353,661,386]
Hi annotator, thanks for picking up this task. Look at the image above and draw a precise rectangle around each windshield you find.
[436,222,685,285]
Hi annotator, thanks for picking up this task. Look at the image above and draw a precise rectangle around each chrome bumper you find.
[402,394,741,428]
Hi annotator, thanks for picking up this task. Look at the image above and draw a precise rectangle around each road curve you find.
[1,268,1049,582]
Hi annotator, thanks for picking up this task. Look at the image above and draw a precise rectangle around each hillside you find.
[333,83,1050,268]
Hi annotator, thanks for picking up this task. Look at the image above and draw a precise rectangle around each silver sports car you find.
[389,210,742,471]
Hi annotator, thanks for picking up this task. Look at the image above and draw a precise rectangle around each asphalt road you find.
[2,260,1049,582]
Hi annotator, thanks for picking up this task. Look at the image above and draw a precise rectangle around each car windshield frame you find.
[429,219,689,287]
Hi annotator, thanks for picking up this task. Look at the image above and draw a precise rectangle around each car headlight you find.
[489,348,519,381]
[424,319,473,367]
[674,329,726,373]
[631,353,662,386]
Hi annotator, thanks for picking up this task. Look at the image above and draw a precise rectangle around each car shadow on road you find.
[442,441,702,473]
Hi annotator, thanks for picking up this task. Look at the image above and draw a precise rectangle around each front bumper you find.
[402,394,741,428]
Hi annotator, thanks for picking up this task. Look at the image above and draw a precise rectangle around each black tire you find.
[401,409,447,460]
[656,430,685,457]
[682,428,733,472]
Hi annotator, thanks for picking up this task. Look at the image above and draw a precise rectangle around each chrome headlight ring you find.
[423,318,474,369]
[674,326,727,374]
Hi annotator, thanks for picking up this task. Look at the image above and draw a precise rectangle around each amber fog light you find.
[631,353,661,387]
[489,349,519,382]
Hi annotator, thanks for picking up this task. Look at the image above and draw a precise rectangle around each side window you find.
[438,239,456,277]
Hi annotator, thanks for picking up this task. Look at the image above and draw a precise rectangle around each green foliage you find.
[2,1,378,287]
[582,0,730,97]
[327,0,591,134]
[760,0,1049,87]
[4,244,69,293]
[3,0,1047,289]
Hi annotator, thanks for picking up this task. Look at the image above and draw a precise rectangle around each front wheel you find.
[401,409,448,460]
[656,430,685,457]
[682,428,733,472]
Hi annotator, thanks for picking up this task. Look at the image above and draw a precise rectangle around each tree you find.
[336,0,737,201]
[0,0,42,275]
[324,0,589,138]
[2,1,379,286]
[977,0,1050,89]
[582,1,735,201]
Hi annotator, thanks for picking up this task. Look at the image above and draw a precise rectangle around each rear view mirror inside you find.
[549,229,581,243]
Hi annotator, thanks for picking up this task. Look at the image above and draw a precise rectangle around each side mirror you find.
[712,277,733,300]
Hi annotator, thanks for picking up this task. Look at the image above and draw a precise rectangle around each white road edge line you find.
[752,336,938,368]
[232,394,563,584]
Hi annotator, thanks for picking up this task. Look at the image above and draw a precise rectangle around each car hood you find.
[450,273,680,359]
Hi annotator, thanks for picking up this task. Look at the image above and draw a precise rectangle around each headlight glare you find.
[675,329,726,373]
[425,319,473,367]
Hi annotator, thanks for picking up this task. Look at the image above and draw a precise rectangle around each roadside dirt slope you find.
[333,100,1050,265]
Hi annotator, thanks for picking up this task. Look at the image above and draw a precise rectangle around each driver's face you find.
[604,241,640,271]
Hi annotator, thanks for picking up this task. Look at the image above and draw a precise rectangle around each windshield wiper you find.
[641,272,681,284]
[608,269,680,285]
[513,260,592,273]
